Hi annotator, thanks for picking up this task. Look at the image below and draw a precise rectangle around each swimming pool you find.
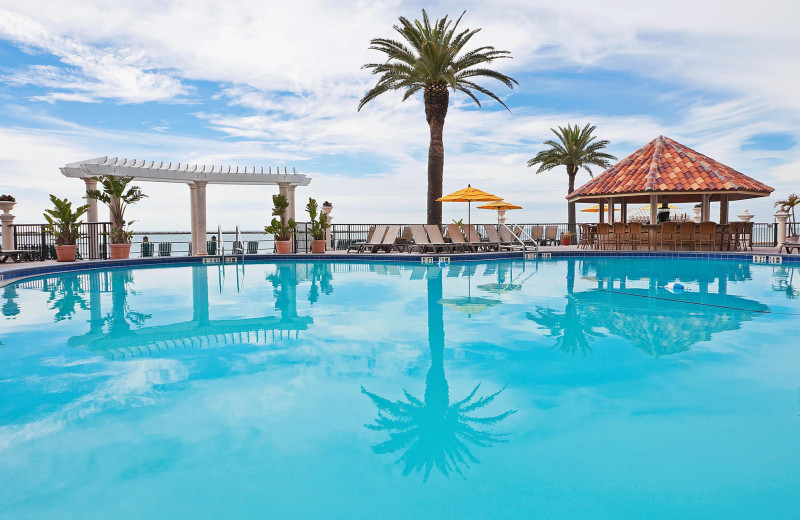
[1,257,799,519]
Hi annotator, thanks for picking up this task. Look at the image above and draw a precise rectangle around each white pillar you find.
[278,183,290,224]
[286,185,296,222]
[195,181,208,255]
[0,201,16,251]
[84,178,99,259]
[189,183,198,255]
[775,210,790,246]
[321,204,333,250]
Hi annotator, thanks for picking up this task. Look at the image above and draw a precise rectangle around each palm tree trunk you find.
[425,86,449,225]
[567,167,577,235]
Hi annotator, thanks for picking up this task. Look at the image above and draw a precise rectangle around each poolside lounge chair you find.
[426,225,461,253]
[369,225,404,253]
[464,224,492,251]
[482,225,503,251]
[499,225,523,250]
[530,226,544,245]
[543,226,558,246]
[247,241,259,254]
[0,246,38,263]
[141,242,155,257]
[158,242,172,257]
[446,224,476,252]
[348,226,385,253]
[408,225,449,253]
[206,240,217,255]
[232,240,244,254]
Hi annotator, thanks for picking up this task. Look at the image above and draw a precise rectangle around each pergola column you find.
[194,181,208,255]
[599,201,605,223]
[620,199,628,223]
[719,194,729,224]
[84,178,99,259]
[189,183,198,255]
[286,185,296,222]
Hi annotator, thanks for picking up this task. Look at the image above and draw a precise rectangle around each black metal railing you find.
[12,222,111,260]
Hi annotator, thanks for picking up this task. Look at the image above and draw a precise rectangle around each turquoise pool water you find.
[1,258,799,519]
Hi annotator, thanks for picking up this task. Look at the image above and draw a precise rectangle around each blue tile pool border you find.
[1,249,799,286]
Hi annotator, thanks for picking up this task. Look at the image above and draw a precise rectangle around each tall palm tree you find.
[358,10,518,224]
[774,193,799,236]
[527,124,616,234]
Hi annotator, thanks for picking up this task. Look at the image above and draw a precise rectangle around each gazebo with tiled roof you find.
[567,135,773,224]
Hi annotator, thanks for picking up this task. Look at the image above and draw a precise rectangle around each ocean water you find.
[1,257,799,519]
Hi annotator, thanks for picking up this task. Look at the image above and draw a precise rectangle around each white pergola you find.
[61,157,311,255]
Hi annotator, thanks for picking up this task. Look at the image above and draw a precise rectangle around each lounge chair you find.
[348,226,385,253]
[464,224,491,251]
[543,226,558,246]
[141,242,155,257]
[206,240,218,255]
[426,225,460,253]
[232,240,244,254]
[0,246,38,263]
[408,225,448,253]
[530,225,544,245]
[482,225,503,251]
[446,224,476,252]
[499,225,523,250]
[247,241,259,254]
[158,242,172,257]
[369,225,403,253]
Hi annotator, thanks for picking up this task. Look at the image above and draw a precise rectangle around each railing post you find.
[40,225,47,260]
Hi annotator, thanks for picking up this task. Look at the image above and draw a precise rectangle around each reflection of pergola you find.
[61,157,311,255]
[567,136,773,224]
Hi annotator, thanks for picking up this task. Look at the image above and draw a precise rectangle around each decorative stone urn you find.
[738,209,754,222]
[0,201,16,214]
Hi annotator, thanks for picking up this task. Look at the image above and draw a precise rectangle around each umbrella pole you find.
[468,200,471,233]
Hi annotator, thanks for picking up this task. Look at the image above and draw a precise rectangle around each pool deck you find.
[1,245,797,287]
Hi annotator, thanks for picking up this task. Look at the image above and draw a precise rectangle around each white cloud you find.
[0,9,190,103]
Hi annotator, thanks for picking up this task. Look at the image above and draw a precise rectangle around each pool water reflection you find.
[1,258,799,519]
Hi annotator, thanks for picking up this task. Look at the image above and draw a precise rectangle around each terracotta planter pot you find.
[109,243,132,259]
[275,240,292,254]
[54,245,78,262]
[310,240,326,254]
[560,237,571,246]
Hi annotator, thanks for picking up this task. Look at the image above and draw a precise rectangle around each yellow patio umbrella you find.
[580,204,620,213]
[476,200,523,226]
[437,184,502,229]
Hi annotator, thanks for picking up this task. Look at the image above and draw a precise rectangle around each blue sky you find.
[0,0,798,229]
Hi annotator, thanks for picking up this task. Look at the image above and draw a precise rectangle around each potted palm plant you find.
[306,197,331,254]
[264,194,296,254]
[560,231,575,246]
[86,176,147,259]
[43,195,89,262]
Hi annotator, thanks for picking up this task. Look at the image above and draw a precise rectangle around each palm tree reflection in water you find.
[362,274,515,481]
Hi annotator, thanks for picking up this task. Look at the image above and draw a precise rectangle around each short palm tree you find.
[774,193,799,236]
[527,124,616,234]
[358,10,518,224]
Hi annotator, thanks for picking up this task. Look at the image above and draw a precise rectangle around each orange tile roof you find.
[567,136,773,201]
